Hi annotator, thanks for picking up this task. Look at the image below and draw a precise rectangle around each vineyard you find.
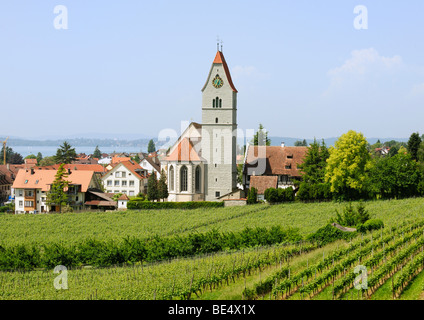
[1,197,424,300]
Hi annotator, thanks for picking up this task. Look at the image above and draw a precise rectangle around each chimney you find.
[7,163,10,170]
[281,142,285,148]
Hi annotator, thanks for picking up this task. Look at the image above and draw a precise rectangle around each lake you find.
[10,146,145,158]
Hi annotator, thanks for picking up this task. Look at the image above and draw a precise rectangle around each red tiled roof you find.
[164,138,201,162]
[245,146,308,177]
[112,156,131,164]
[249,176,278,195]
[117,194,130,201]
[37,164,106,173]
[12,169,94,192]
[213,51,237,93]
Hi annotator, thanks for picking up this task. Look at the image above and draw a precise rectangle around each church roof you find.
[202,50,238,93]
[165,138,202,162]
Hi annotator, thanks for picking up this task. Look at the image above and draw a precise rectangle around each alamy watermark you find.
[53,265,68,290]
[353,5,368,30]
[53,5,68,30]
[353,265,368,290]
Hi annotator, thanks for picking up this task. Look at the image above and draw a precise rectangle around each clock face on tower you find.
[212,74,224,88]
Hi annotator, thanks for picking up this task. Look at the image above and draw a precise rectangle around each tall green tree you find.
[147,171,158,201]
[46,163,70,213]
[36,152,43,165]
[147,139,156,153]
[298,138,330,184]
[93,145,102,159]
[157,169,169,201]
[252,123,271,146]
[407,132,422,161]
[54,141,77,164]
[325,130,372,200]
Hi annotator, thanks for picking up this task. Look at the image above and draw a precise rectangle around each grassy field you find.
[2,197,424,247]
[1,197,424,300]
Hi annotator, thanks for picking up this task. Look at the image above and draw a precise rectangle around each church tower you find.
[201,48,238,200]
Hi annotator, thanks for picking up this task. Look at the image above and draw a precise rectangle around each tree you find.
[93,146,102,159]
[0,146,24,165]
[247,187,258,204]
[147,139,156,153]
[36,152,43,165]
[46,163,70,213]
[407,132,422,161]
[147,172,158,201]
[54,141,77,164]
[252,124,271,146]
[132,153,141,163]
[325,130,372,200]
[39,156,56,167]
[298,138,330,184]
[157,169,169,201]
[294,139,307,146]
[24,154,37,159]
[369,152,422,199]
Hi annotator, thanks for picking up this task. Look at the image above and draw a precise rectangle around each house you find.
[243,143,308,191]
[84,189,117,211]
[12,168,98,214]
[249,176,278,201]
[0,164,24,205]
[140,153,161,178]
[101,160,148,197]
[117,193,129,210]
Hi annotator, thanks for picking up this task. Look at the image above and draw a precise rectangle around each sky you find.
[0,0,423,141]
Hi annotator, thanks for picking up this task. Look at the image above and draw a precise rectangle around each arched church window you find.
[219,99,222,108]
[180,165,188,192]
[169,166,174,191]
[215,97,219,108]
[215,118,218,123]
[195,166,201,193]
[213,99,216,108]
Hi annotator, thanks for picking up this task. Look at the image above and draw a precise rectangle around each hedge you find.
[0,225,302,270]
[127,200,224,210]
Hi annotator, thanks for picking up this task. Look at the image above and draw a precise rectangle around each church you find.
[161,47,240,202]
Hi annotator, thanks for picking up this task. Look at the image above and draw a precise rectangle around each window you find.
[115,172,121,178]
[129,180,135,187]
[19,201,23,207]
[24,201,34,207]
[215,97,219,108]
[180,165,188,192]
[215,191,220,198]
[215,118,218,123]
[25,190,34,197]
[122,180,127,187]
[213,99,216,108]
[287,155,293,159]
[18,190,23,197]
[107,180,112,186]
[121,190,127,194]
[195,166,201,193]
[219,99,222,108]
[169,166,174,191]
[114,181,120,186]
[122,172,126,178]
[129,191,135,196]
[114,190,120,193]
[24,180,28,184]
[285,164,292,169]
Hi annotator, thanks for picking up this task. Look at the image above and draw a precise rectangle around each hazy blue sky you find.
[1,1,423,140]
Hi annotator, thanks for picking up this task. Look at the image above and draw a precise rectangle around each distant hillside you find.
[268,136,409,147]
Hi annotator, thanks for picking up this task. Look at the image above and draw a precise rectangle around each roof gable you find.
[202,50,237,93]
